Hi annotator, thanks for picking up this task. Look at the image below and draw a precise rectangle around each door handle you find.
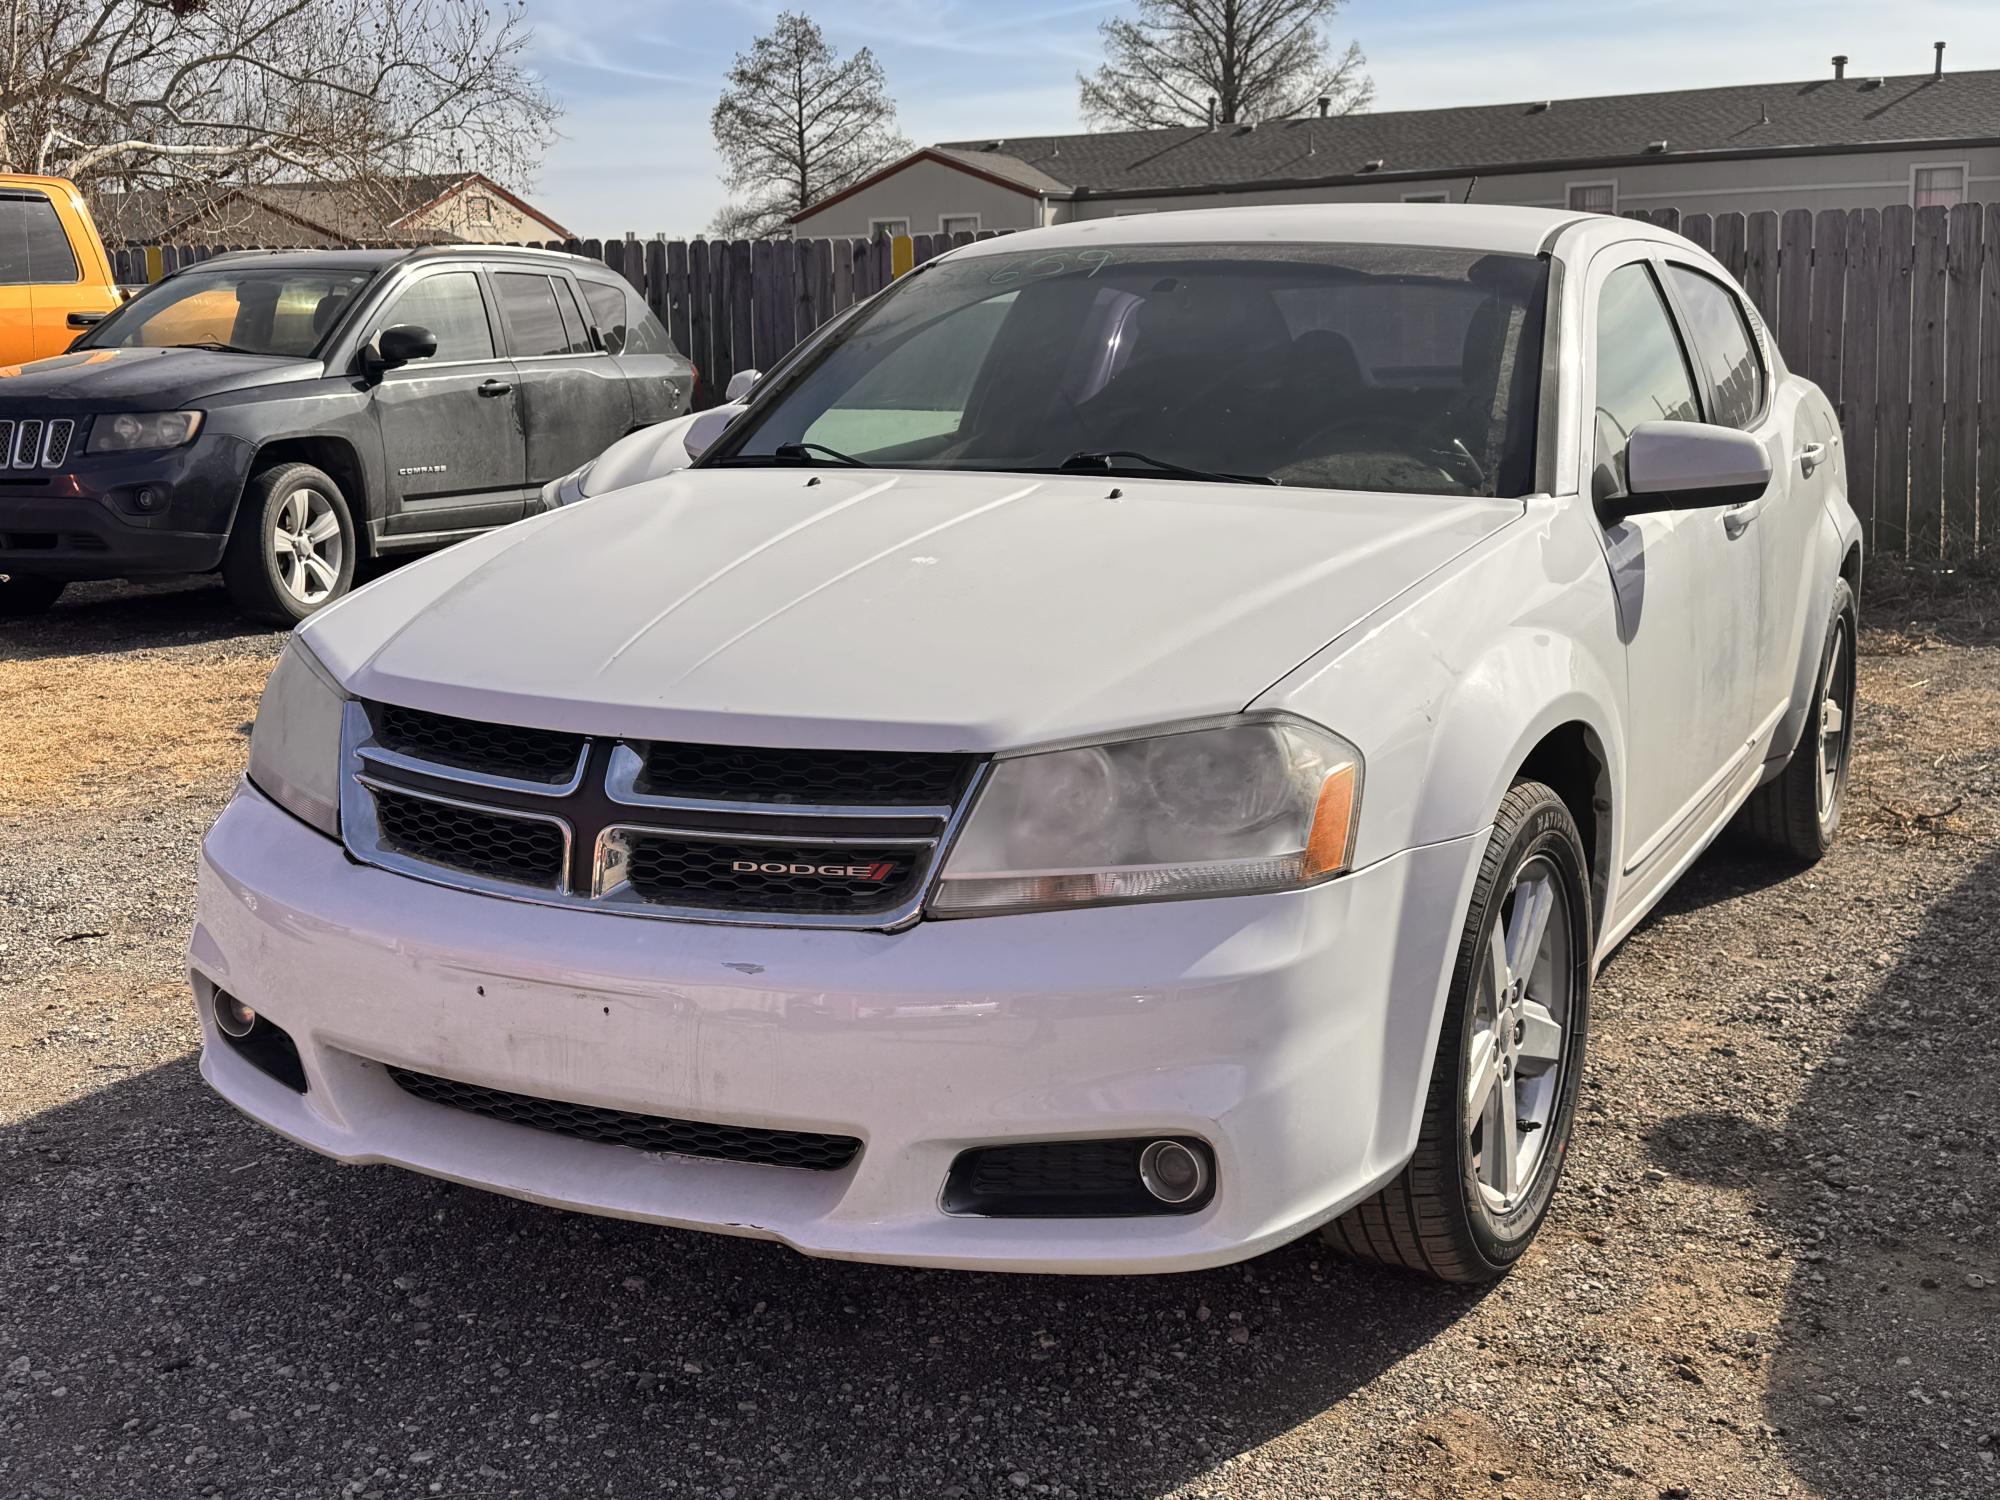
[1723,498,1764,540]
[478,378,513,397]
[1796,441,1826,477]
[66,311,106,329]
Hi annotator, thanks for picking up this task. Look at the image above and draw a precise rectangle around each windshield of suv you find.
[710,242,1549,496]
[79,266,378,358]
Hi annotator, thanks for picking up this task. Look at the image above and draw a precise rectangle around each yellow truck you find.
[0,174,121,366]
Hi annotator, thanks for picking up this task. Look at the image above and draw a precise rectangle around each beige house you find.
[791,54,2000,238]
[98,172,571,247]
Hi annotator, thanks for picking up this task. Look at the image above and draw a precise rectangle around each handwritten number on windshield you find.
[989,248,1113,285]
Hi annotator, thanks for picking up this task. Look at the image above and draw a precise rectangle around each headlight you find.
[87,410,203,452]
[552,460,594,506]
[930,717,1361,916]
[246,636,347,838]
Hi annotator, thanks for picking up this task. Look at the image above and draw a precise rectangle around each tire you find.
[222,462,357,625]
[1737,577,1856,864]
[1322,780,1593,1284]
[0,574,65,616]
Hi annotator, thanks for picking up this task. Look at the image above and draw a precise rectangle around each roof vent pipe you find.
[1832,54,1847,79]
[1935,41,1946,77]
[1317,94,1332,117]
[1528,99,1552,113]
[1206,96,1216,129]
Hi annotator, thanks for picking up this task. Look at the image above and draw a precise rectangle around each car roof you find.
[180,244,595,276]
[944,203,1596,259]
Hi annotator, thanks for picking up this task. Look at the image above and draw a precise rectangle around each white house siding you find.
[790,157,1044,239]
[1051,144,2000,222]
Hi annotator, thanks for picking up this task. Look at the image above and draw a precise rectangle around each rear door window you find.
[494,272,571,357]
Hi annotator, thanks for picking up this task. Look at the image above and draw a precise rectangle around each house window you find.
[940,213,980,235]
[869,217,911,239]
[464,193,496,225]
[1568,181,1617,214]
[1912,165,1966,210]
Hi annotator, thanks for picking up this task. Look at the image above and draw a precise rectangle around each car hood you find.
[306,468,1518,752]
[0,345,322,404]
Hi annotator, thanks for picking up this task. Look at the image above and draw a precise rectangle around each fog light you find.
[214,990,257,1039]
[135,486,160,511]
[1138,1139,1210,1205]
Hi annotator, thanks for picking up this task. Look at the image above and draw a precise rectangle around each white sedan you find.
[195,205,1859,1282]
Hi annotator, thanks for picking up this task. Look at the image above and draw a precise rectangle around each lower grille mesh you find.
[387,1067,862,1171]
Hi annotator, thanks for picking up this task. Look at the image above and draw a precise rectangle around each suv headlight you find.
[87,410,204,452]
[930,717,1361,917]
[246,636,347,837]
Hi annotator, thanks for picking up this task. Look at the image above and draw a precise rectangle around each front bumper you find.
[192,782,1485,1274]
[0,434,251,579]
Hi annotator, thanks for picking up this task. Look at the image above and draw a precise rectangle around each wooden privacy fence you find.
[1625,202,1997,559]
[115,204,2000,559]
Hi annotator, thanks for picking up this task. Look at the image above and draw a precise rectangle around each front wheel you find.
[222,462,357,625]
[0,573,65,616]
[1322,779,1593,1283]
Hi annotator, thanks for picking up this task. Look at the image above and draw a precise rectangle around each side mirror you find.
[681,407,740,461]
[370,323,438,371]
[1613,420,1773,517]
[724,368,762,403]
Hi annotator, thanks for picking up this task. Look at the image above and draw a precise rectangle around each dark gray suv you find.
[0,245,694,621]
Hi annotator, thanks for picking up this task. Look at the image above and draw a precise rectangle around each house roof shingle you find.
[935,68,2000,199]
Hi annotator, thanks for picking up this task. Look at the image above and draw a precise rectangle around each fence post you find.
[1909,205,1950,559]
[1875,205,1917,555]
[1943,204,1983,556]
[1808,209,1848,400]
[1743,211,1780,330]
[729,238,754,381]
[1840,209,1882,541]
[687,238,713,405]
[1981,203,2000,554]
[1777,209,1814,372]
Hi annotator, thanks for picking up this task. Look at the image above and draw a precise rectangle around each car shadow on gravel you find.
[0,577,280,663]
[3,1055,1485,1497]
[1644,845,2000,1497]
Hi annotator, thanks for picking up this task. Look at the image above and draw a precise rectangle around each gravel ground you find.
[2,570,1996,1500]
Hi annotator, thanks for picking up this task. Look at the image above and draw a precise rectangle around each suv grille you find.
[638,741,969,806]
[341,700,982,929]
[387,1067,861,1171]
[0,417,75,471]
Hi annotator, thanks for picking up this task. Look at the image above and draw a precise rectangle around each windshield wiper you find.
[167,340,265,355]
[772,440,864,466]
[1055,450,1278,486]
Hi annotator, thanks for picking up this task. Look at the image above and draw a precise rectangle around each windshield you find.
[711,242,1549,496]
[80,266,378,358]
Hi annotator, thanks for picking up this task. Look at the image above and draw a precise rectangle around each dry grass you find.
[0,648,274,814]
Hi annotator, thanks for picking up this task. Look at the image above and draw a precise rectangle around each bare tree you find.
[0,0,559,238]
[709,10,909,239]
[1079,0,1372,130]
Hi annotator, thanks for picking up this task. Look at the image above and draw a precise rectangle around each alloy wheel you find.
[1466,855,1574,1215]
[270,487,344,607]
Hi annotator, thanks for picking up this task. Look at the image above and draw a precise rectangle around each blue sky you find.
[522,0,2000,237]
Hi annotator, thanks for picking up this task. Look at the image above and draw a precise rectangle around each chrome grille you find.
[338,701,983,930]
[2,416,79,469]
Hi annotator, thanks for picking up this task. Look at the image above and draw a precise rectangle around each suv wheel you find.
[1738,576,1856,863]
[0,574,65,616]
[223,462,357,624]
[1322,779,1592,1283]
